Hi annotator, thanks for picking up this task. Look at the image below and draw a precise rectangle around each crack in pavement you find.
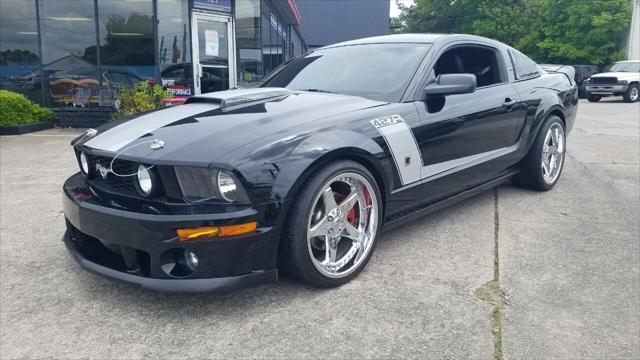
[475,187,505,360]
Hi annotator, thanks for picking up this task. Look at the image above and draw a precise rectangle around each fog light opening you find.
[160,249,198,278]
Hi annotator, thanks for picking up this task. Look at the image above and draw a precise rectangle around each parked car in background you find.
[541,64,599,99]
[574,65,600,98]
[584,60,640,103]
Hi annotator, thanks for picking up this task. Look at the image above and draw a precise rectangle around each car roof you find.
[616,60,640,63]
[321,33,505,50]
[329,34,447,46]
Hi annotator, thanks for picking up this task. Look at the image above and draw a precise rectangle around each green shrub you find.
[0,90,54,126]
[116,81,172,118]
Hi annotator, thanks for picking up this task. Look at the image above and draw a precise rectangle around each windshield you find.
[610,62,640,73]
[262,43,432,102]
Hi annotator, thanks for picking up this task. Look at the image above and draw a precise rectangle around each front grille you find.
[88,154,139,196]
[591,77,618,84]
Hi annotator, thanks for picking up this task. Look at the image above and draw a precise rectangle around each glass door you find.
[191,13,236,94]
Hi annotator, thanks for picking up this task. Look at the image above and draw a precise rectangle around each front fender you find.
[271,129,389,203]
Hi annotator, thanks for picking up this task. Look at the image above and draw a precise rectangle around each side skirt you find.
[381,169,519,232]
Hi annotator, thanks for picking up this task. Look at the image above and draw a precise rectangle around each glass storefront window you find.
[97,0,155,90]
[158,0,192,102]
[291,27,305,58]
[261,1,287,76]
[2,0,305,108]
[236,0,263,86]
[39,0,98,107]
[0,0,42,104]
[261,13,272,75]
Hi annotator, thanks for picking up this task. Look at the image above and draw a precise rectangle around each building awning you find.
[273,0,301,25]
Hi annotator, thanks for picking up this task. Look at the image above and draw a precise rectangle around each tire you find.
[587,94,601,102]
[623,84,640,103]
[513,116,566,191]
[279,160,382,288]
[578,88,586,99]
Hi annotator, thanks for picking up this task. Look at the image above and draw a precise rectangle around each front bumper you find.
[585,84,628,95]
[62,173,278,293]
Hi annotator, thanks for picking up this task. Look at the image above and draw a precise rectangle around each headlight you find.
[620,80,628,85]
[174,167,250,203]
[137,165,154,196]
[218,170,239,202]
[79,152,89,174]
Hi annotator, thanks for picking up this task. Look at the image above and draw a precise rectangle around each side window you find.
[509,49,540,80]
[433,45,506,88]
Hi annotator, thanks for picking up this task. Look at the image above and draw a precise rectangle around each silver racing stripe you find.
[372,114,516,187]
[370,115,422,185]
[84,103,216,152]
[420,145,516,181]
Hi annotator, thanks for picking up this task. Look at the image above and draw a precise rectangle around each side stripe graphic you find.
[84,102,216,152]
[371,114,516,187]
[371,115,422,185]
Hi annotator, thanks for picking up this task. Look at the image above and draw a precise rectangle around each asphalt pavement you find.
[0,99,638,359]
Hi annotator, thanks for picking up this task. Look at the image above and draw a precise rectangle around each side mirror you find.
[423,73,477,98]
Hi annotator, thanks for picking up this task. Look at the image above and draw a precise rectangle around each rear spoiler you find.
[540,65,576,86]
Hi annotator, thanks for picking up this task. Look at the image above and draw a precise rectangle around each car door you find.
[411,43,527,204]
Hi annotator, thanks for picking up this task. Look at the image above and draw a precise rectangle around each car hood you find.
[590,72,640,81]
[82,87,386,164]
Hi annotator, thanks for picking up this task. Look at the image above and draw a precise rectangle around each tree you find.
[0,49,40,65]
[395,0,632,66]
[470,0,540,57]
[536,0,631,66]
[395,0,477,34]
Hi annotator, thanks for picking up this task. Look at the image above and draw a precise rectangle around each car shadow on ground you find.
[67,182,529,316]
[591,98,631,103]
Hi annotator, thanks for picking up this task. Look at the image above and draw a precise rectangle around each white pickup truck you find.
[585,60,640,103]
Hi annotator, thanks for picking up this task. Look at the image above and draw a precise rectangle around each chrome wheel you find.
[306,172,378,279]
[630,86,639,102]
[541,123,565,184]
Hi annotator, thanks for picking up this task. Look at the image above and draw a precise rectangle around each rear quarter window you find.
[509,49,540,80]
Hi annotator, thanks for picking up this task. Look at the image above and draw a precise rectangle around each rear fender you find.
[516,76,576,158]
[522,95,565,156]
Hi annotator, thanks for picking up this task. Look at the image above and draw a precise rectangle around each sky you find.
[390,0,415,18]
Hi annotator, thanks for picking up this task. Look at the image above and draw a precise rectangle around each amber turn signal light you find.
[177,222,257,241]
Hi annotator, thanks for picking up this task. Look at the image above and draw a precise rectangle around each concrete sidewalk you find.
[500,99,640,359]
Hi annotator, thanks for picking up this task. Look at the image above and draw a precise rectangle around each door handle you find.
[503,98,518,109]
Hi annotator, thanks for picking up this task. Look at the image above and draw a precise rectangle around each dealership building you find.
[0,0,307,108]
[296,0,390,50]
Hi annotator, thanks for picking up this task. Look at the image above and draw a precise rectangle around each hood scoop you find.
[185,87,294,109]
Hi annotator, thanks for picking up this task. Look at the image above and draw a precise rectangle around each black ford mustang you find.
[63,34,578,292]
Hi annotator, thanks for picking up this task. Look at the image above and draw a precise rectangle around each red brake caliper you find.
[346,188,371,225]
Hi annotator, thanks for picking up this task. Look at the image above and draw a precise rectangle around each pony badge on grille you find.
[96,163,110,179]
